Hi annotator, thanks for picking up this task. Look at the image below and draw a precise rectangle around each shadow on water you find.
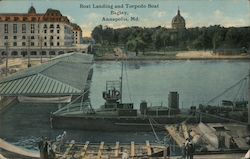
[0,103,169,151]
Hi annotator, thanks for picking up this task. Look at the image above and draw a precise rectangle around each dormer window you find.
[23,17,28,21]
[31,17,36,21]
[14,17,19,21]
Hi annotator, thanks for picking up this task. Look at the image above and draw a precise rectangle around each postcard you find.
[0,0,249,158]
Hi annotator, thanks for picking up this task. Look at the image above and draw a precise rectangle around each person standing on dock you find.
[187,140,194,159]
[182,143,186,159]
[56,131,67,152]
[38,137,45,159]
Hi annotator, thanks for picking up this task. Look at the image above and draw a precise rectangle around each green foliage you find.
[91,25,250,52]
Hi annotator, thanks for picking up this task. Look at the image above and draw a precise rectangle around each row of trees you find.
[91,25,250,53]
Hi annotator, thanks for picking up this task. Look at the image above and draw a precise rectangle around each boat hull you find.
[50,114,215,131]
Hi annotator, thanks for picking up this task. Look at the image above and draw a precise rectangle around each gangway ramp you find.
[0,138,40,158]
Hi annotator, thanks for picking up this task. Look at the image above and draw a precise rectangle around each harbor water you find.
[0,60,249,152]
[90,60,249,108]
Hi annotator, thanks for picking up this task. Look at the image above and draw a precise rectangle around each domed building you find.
[0,6,86,58]
[28,5,36,15]
[172,8,186,30]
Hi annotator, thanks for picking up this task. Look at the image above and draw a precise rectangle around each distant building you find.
[0,6,88,58]
[171,8,186,30]
[71,23,83,44]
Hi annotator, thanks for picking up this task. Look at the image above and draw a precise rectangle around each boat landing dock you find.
[55,140,169,159]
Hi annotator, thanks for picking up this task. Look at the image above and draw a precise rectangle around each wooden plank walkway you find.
[97,141,104,158]
[60,141,74,159]
[80,141,89,158]
[54,141,170,159]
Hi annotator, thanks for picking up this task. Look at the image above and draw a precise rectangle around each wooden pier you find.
[55,140,169,159]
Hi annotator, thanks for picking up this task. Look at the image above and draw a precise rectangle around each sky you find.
[0,0,249,37]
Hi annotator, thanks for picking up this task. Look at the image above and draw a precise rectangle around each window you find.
[2,51,6,56]
[31,42,34,46]
[44,30,47,33]
[11,51,18,56]
[57,30,60,34]
[42,51,47,55]
[58,51,64,55]
[50,36,53,39]
[31,36,35,39]
[5,17,10,21]
[4,24,8,33]
[22,24,26,33]
[4,36,8,39]
[56,24,60,28]
[21,51,27,57]
[13,24,17,33]
[43,24,47,28]
[22,36,26,39]
[57,42,60,46]
[31,24,35,33]
[44,42,47,46]
[31,17,36,21]
[50,24,54,28]
[49,51,55,55]
[13,36,17,39]
[31,51,37,55]
[50,42,54,46]
[23,17,28,21]
[22,42,26,46]
[44,36,47,40]
[57,36,60,39]
[13,42,17,46]
[50,30,54,33]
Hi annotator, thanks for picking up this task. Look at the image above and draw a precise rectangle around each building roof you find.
[28,6,36,14]
[45,8,62,17]
[0,6,70,23]
[71,23,82,31]
[172,9,186,29]
[0,53,93,96]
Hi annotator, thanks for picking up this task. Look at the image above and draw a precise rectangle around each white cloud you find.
[86,13,102,20]
[152,11,167,18]
[213,9,223,17]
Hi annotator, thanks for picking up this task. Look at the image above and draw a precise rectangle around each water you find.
[0,60,249,152]
[90,60,249,108]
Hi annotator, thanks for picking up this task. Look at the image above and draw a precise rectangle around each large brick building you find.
[0,6,87,58]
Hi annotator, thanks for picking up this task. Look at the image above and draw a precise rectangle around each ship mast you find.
[248,69,250,128]
[120,61,123,103]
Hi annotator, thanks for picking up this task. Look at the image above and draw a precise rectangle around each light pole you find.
[39,35,43,63]
[4,41,9,76]
[27,36,31,67]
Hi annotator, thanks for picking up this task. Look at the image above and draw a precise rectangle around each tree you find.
[91,25,103,44]
[126,36,146,56]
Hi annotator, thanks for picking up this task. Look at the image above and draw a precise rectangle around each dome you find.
[28,6,36,14]
[45,9,62,16]
[172,9,186,29]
